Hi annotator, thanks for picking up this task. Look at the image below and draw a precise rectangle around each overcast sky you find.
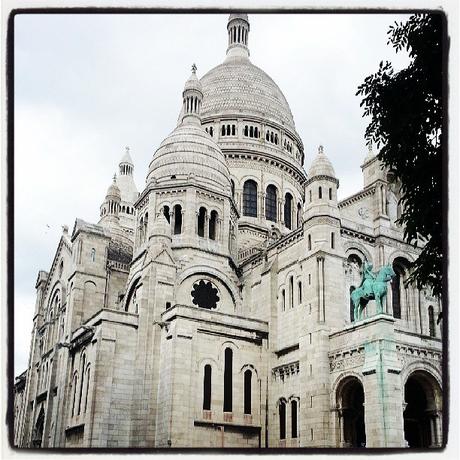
[14,13,411,375]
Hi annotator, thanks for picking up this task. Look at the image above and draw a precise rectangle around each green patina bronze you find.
[351,262,396,322]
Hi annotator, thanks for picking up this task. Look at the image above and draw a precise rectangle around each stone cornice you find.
[305,174,339,187]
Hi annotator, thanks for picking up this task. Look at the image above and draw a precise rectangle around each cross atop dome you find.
[226,13,250,59]
[318,145,324,155]
[191,63,197,73]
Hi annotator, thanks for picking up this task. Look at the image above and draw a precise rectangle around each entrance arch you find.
[336,376,366,448]
[403,370,442,447]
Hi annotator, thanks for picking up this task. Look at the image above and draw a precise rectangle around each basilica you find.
[13,14,443,449]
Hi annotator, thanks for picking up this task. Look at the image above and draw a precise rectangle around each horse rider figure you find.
[359,261,377,299]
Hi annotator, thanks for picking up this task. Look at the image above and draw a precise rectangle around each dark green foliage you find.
[356,14,444,297]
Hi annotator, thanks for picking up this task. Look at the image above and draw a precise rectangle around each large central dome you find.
[200,55,296,133]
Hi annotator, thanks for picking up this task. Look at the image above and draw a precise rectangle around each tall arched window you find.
[90,248,96,262]
[289,276,294,308]
[297,202,302,228]
[197,207,206,237]
[298,281,302,304]
[77,353,86,415]
[279,400,286,440]
[209,210,218,240]
[392,258,409,319]
[308,234,312,251]
[284,193,293,229]
[428,306,436,337]
[163,205,170,223]
[243,180,258,217]
[291,400,298,438]
[83,366,91,413]
[173,204,182,234]
[203,364,212,410]
[71,372,79,417]
[244,369,252,415]
[329,187,333,200]
[319,186,322,199]
[223,348,233,412]
[265,185,278,222]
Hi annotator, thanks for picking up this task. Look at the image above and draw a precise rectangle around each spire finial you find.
[318,145,324,155]
[125,145,130,154]
[191,63,197,74]
[113,173,117,182]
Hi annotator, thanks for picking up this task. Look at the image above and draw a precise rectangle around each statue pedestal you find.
[329,314,405,448]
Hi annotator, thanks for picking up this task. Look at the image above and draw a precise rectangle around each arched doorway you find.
[337,377,366,447]
[403,370,442,447]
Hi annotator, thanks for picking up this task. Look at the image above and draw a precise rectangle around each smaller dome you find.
[183,64,202,93]
[106,175,121,199]
[120,146,134,165]
[308,145,336,178]
[229,13,249,22]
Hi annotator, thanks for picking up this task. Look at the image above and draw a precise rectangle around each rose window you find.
[191,280,220,310]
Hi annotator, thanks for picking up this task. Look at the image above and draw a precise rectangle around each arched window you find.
[308,234,312,251]
[221,125,226,136]
[279,400,286,440]
[319,186,322,199]
[270,132,274,143]
[329,187,333,200]
[428,306,436,337]
[265,185,277,222]
[282,289,286,311]
[209,210,218,240]
[173,204,182,234]
[275,134,278,145]
[297,202,302,228]
[244,369,252,414]
[309,190,312,203]
[243,180,258,217]
[90,248,96,262]
[230,179,235,198]
[298,281,302,304]
[284,193,293,229]
[249,126,254,138]
[226,125,231,136]
[392,258,409,319]
[231,124,236,136]
[197,207,206,237]
[77,353,86,415]
[71,372,78,417]
[223,348,233,412]
[331,232,335,249]
[266,132,269,141]
[291,400,298,438]
[210,126,214,136]
[289,276,294,308]
[254,127,259,138]
[125,278,140,313]
[244,125,248,137]
[84,366,91,413]
[203,364,212,410]
[163,205,170,223]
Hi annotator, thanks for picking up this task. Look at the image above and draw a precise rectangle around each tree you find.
[356,13,444,297]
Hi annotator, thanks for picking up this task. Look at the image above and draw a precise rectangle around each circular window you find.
[191,280,220,310]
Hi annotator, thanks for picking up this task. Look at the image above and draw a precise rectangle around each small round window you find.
[191,280,220,310]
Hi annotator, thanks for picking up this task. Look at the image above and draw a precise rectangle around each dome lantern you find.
[226,13,250,59]
[181,63,203,125]
[119,146,134,176]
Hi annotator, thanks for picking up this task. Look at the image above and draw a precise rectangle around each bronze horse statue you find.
[351,264,396,322]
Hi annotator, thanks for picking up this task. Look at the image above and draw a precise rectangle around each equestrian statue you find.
[350,261,396,322]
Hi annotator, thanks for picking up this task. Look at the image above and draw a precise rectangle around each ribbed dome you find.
[148,123,231,193]
[308,146,336,178]
[200,56,296,133]
[106,177,121,199]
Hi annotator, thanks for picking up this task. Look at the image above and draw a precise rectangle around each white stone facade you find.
[14,14,443,449]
